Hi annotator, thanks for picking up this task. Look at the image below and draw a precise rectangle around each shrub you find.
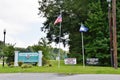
[18,62,23,66]
[42,57,49,66]
[10,62,14,65]
[6,56,14,65]
[7,62,14,66]
[21,64,32,68]
[33,62,38,66]
[9,65,14,68]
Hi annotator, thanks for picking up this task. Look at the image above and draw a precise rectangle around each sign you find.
[18,52,39,62]
[64,58,77,64]
[86,58,99,65]
[14,51,43,66]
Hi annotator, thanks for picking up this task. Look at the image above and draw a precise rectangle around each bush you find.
[21,64,33,68]
[42,57,49,66]
[10,62,14,65]
[33,62,38,66]
[18,62,23,66]
[6,56,14,66]
[7,62,14,66]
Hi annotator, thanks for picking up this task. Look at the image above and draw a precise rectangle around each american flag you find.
[54,14,62,25]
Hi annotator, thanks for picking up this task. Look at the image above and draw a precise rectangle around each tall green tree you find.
[84,1,110,66]
[116,0,120,66]
[38,0,91,53]
[38,0,120,66]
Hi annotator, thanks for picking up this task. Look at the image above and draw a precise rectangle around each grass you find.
[0,60,120,74]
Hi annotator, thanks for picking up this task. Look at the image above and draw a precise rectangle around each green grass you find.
[0,60,120,74]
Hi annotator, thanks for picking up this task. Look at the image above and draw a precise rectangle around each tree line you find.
[38,0,120,66]
[0,38,67,66]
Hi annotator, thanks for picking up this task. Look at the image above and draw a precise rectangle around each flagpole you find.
[81,32,85,67]
[80,23,88,67]
[58,11,62,68]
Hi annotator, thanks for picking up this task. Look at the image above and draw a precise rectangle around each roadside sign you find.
[64,58,77,64]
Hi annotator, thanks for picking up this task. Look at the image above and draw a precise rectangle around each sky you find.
[0,0,69,51]
[0,0,46,47]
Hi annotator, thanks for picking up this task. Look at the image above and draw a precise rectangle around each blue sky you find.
[0,0,46,47]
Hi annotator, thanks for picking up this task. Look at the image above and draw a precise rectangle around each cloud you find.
[0,19,31,47]
[0,0,46,48]
[0,19,26,35]
[0,0,45,23]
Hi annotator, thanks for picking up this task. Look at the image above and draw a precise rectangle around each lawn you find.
[0,60,120,74]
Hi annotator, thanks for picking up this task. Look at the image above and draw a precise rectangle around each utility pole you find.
[107,0,114,67]
[112,0,118,69]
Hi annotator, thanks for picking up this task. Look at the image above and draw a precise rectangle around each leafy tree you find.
[3,45,15,65]
[38,0,120,66]
[38,0,90,45]
[84,1,110,66]
[38,0,91,58]
[15,47,28,52]
[38,37,51,59]
[116,0,120,66]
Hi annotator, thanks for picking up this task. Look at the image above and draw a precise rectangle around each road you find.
[0,73,119,80]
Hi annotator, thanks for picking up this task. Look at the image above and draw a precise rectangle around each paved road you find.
[0,73,119,80]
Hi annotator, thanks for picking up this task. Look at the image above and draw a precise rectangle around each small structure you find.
[14,51,42,66]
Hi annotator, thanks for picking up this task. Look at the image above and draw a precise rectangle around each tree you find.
[38,0,91,53]
[38,0,120,66]
[84,1,110,66]
[0,41,4,57]
[38,0,103,61]
[38,37,51,59]
[116,0,120,66]
[3,45,15,65]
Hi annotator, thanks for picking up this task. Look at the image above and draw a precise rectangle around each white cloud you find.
[0,19,33,47]
[0,20,26,34]
[0,0,45,23]
[0,0,46,48]
[0,0,68,51]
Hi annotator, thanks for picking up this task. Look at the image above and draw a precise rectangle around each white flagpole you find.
[58,11,62,68]
[81,32,85,67]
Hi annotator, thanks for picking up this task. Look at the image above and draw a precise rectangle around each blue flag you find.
[79,23,88,32]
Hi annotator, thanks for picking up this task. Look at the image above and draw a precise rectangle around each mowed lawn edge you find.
[0,60,120,74]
